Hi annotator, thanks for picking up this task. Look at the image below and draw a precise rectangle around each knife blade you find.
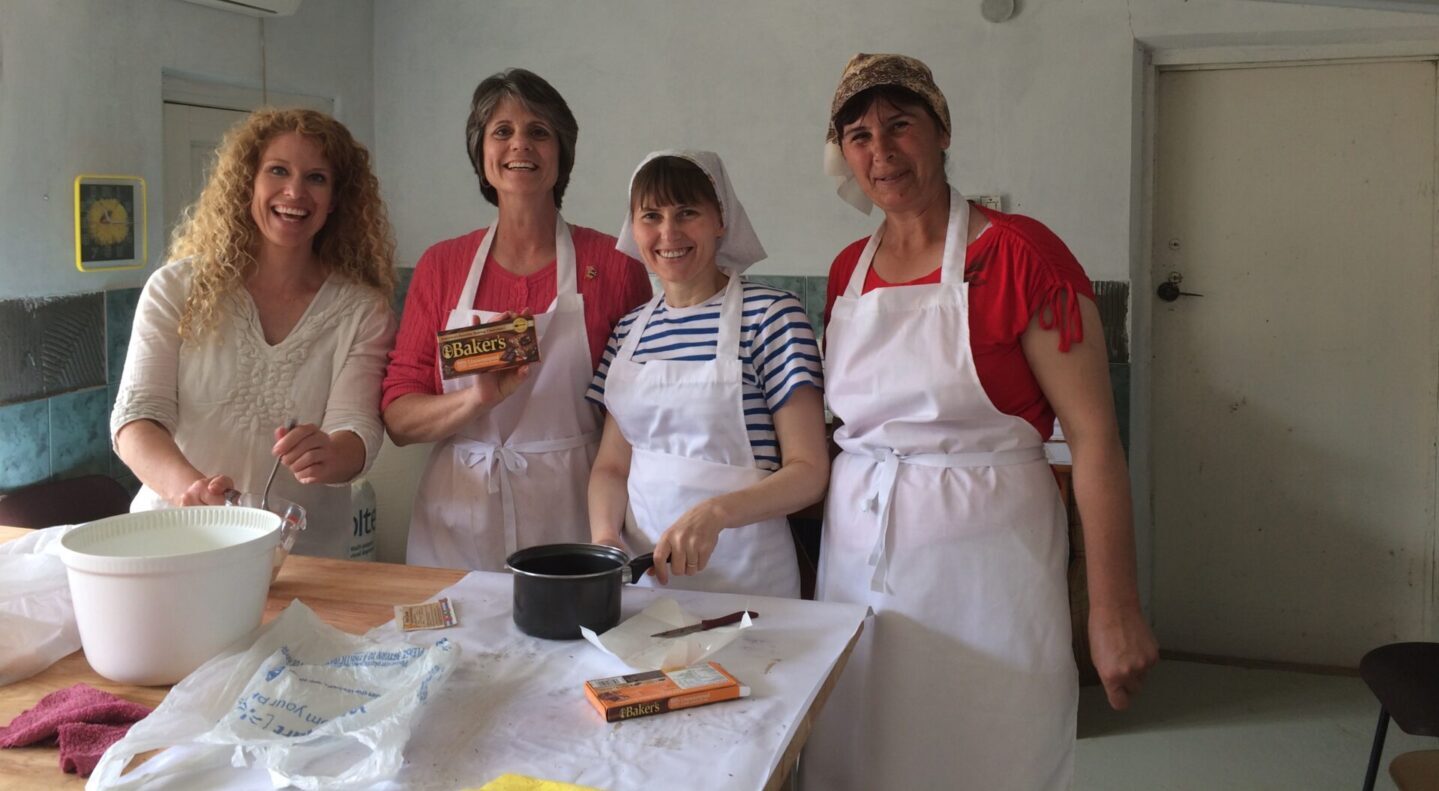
[650,610,758,638]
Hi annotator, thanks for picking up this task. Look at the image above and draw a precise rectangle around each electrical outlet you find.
[966,194,1004,212]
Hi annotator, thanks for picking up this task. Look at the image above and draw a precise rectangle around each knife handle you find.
[702,611,758,630]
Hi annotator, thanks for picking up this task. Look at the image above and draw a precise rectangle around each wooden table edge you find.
[763,618,865,791]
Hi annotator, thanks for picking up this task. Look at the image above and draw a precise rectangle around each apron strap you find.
[616,293,665,362]
[554,215,578,297]
[938,187,968,284]
[457,227,496,314]
[841,186,969,298]
[714,273,744,360]
[843,226,884,298]
[456,214,577,317]
[454,430,601,555]
[616,272,743,361]
[854,444,1046,594]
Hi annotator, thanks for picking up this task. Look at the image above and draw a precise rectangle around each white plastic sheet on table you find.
[111,571,866,790]
[0,525,80,686]
[379,573,866,790]
[88,600,459,790]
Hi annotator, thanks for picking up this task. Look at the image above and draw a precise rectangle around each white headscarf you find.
[824,141,874,215]
[616,149,767,274]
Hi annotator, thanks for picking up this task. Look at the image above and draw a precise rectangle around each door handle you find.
[1156,282,1204,302]
[1157,272,1203,302]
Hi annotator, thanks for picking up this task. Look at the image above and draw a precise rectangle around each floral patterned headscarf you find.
[823,53,951,214]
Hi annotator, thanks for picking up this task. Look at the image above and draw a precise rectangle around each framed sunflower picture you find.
[74,174,147,272]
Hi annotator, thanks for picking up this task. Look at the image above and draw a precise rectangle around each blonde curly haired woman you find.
[112,108,397,558]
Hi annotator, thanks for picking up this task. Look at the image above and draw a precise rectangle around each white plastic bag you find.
[88,600,459,790]
[0,525,81,686]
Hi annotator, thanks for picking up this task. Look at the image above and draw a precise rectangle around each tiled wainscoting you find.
[0,268,415,496]
[0,289,139,493]
[0,269,1126,496]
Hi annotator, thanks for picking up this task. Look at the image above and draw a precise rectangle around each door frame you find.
[1129,34,1439,641]
[161,73,333,115]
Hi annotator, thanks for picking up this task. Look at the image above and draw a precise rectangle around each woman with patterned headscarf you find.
[802,54,1157,789]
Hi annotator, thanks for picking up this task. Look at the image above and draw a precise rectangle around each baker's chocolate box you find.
[438,316,540,379]
[583,662,748,722]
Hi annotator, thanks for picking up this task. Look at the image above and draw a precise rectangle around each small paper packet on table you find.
[580,598,752,671]
[396,597,458,631]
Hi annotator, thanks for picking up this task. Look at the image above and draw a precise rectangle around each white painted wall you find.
[371,0,1439,597]
[372,0,1436,282]
[6,0,1438,585]
[0,0,375,300]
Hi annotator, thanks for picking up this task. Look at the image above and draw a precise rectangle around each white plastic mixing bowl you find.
[58,507,282,685]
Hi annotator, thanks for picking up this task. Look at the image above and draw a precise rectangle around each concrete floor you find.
[1076,660,1436,791]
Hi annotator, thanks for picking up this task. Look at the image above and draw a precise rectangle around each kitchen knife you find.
[650,610,758,638]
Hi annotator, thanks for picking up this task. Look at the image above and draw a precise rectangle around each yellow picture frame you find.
[74,174,147,272]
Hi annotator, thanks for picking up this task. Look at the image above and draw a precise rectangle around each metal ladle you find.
[260,417,298,512]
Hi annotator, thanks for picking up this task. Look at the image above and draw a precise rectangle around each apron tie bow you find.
[864,450,903,594]
[460,445,529,493]
[850,444,1048,596]
[454,432,601,558]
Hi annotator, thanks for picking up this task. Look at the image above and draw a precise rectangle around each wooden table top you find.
[0,525,464,790]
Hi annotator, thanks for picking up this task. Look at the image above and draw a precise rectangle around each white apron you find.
[803,189,1077,790]
[407,219,601,571]
[602,275,800,598]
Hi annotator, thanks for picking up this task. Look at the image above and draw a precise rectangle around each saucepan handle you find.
[622,553,655,584]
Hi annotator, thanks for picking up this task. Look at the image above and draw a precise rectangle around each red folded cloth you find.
[0,683,152,777]
[57,722,134,777]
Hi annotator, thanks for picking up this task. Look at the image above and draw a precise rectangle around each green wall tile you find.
[106,287,141,383]
[49,387,109,480]
[0,400,50,491]
[393,266,415,317]
[803,276,828,336]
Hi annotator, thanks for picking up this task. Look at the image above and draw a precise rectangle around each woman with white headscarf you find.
[586,151,828,596]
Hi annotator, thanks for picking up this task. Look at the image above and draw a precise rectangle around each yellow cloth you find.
[469,774,600,791]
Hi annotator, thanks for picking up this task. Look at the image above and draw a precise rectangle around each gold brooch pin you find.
[585,265,597,281]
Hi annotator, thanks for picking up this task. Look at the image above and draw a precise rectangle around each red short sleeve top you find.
[822,204,1095,440]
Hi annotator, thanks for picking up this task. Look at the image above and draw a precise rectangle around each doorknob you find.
[1157,272,1203,302]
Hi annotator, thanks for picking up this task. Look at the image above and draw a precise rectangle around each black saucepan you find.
[505,543,655,640]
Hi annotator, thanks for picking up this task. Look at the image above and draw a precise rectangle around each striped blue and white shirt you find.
[586,281,823,471]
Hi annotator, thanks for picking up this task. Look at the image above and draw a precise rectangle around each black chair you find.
[0,474,131,528]
[1360,642,1439,791]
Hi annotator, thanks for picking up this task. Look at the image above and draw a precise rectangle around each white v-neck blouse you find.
[111,259,396,558]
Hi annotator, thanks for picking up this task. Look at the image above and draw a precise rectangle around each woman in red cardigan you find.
[381,68,650,571]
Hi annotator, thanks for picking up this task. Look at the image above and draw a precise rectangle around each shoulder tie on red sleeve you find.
[1038,281,1085,353]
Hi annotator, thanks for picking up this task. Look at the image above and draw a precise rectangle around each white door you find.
[1151,60,1438,666]
[162,103,250,241]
